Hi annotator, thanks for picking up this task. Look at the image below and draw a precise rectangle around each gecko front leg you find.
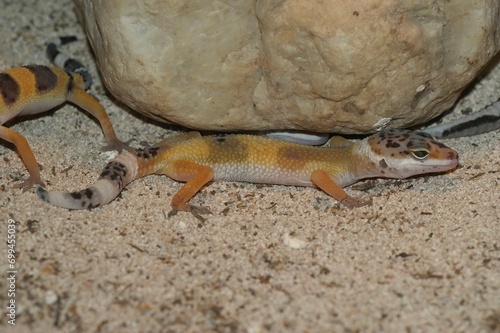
[310,170,372,208]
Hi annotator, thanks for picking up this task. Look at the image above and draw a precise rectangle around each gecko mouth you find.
[410,157,459,173]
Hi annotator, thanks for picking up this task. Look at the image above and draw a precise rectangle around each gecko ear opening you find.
[379,159,388,168]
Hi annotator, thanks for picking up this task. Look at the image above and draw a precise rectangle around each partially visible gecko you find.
[37,130,458,220]
[0,36,129,190]
[267,99,500,144]
[423,99,500,138]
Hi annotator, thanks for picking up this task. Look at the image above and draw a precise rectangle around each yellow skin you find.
[0,65,129,190]
[37,130,459,220]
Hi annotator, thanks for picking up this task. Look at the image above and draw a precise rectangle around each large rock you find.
[74,0,500,133]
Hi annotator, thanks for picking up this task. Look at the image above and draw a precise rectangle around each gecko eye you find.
[410,149,429,160]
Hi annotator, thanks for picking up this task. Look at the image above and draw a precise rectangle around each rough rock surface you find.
[74,0,500,133]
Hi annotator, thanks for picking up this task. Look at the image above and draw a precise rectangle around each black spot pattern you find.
[136,147,159,159]
[36,187,49,202]
[70,192,83,199]
[24,65,57,93]
[67,188,97,209]
[66,71,74,92]
[215,137,226,143]
[98,161,128,190]
[385,140,400,148]
[83,188,93,199]
[0,73,20,105]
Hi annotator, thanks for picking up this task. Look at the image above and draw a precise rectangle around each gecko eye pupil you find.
[411,150,429,160]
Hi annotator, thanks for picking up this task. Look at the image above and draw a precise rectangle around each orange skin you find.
[0,65,129,190]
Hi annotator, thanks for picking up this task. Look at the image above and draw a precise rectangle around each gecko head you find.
[364,129,459,178]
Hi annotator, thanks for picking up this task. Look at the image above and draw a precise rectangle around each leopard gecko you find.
[37,130,458,220]
[0,36,129,190]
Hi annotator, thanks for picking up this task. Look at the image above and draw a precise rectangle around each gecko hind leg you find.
[166,160,215,220]
[0,126,45,190]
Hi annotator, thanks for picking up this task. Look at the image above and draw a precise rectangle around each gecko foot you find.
[340,196,373,209]
[13,175,46,192]
[168,205,212,222]
[101,138,134,152]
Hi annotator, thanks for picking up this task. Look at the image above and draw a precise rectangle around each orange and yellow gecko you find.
[37,130,458,219]
[1,37,128,190]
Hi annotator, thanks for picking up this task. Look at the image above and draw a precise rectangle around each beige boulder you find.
[74,0,500,133]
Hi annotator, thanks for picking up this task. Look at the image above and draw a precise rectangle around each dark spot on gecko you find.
[70,192,82,199]
[208,136,248,163]
[136,147,160,159]
[99,163,126,192]
[379,159,388,168]
[36,187,48,201]
[398,134,410,141]
[148,147,159,157]
[136,149,147,159]
[24,65,57,93]
[66,71,74,91]
[0,72,20,105]
[83,188,93,199]
[385,140,400,148]
[64,58,85,73]
[100,162,127,177]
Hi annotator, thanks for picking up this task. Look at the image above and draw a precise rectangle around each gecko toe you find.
[13,176,45,192]
[101,138,134,152]
[340,196,372,209]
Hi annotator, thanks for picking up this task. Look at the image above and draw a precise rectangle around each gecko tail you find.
[46,35,92,90]
[36,179,119,210]
[36,160,132,210]
[424,99,500,138]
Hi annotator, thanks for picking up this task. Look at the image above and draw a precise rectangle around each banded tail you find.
[424,99,500,138]
[46,36,92,90]
[37,150,138,209]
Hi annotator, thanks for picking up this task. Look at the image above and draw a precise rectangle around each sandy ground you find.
[0,1,499,332]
